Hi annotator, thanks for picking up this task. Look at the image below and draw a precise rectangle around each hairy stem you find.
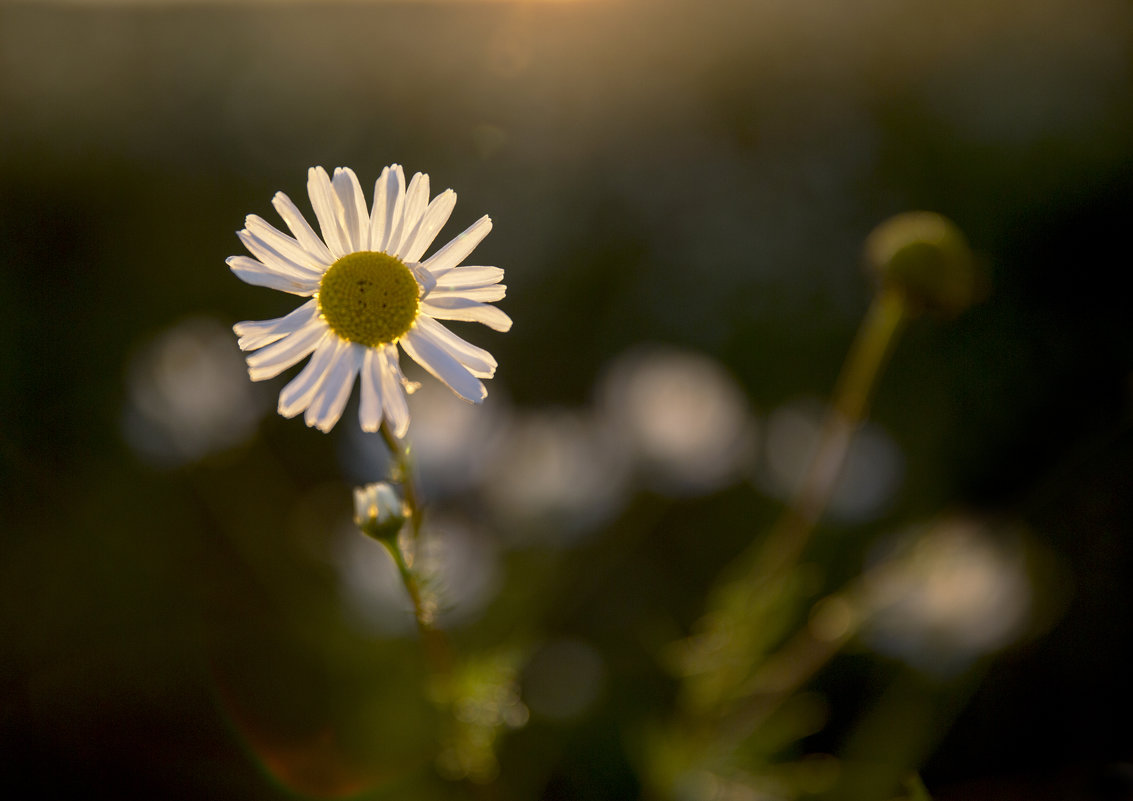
[377,420,451,677]
[379,535,452,678]
[380,421,424,541]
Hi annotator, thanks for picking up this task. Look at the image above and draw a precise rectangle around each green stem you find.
[832,285,910,422]
[721,587,864,740]
[666,289,912,789]
[379,421,424,541]
[755,287,909,578]
[379,536,452,678]
[679,288,909,749]
[377,420,451,678]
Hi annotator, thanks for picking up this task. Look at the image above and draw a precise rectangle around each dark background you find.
[1,0,1131,799]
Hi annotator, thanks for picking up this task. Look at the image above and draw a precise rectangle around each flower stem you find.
[379,536,452,678]
[377,420,451,677]
[756,286,909,578]
[379,421,424,541]
[672,287,909,753]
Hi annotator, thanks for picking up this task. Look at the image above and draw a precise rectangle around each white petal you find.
[368,166,393,254]
[421,296,513,332]
[247,319,330,381]
[228,255,319,296]
[305,341,363,432]
[277,333,341,417]
[401,189,457,264]
[389,172,430,258]
[379,347,411,437]
[401,327,487,403]
[236,231,316,282]
[428,285,507,303]
[413,316,497,378]
[435,266,504,289]
[307,166,349,258]
[376,165,406,253]
[358,347,385,432]
[332,167,370,252]
[409,263,437,297]
[421,215,492,279]
[233,298,319,351]
[272,191,334,265]
[244,215,326,274]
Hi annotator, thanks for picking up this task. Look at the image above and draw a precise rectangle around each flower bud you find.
[865,211,982,316]
[353,481,408,541]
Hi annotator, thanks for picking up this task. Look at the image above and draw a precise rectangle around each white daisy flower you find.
[229,165,511,436]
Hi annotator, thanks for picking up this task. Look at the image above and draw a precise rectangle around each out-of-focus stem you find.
[723,587,865,739]
[754,287,909,578]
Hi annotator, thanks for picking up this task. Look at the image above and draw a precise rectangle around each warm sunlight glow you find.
[48,0,597,5]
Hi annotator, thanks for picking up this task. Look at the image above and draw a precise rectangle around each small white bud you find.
[352,481,408,541]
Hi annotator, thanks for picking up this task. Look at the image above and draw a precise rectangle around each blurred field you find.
[1,0,1131,799]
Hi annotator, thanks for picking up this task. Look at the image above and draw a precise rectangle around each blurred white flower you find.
[406,377,510,497]
[337,379,509,496]
[597,346,757,495]
[483,409,630,542]
[759,397,903,522]
[229,165,510,434]
[122,317,264,466]
[862,518,1032,673]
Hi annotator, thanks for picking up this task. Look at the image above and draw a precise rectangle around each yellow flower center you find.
[317,251,420,347]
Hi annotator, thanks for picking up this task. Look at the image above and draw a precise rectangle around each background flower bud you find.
[865,211,983,316]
